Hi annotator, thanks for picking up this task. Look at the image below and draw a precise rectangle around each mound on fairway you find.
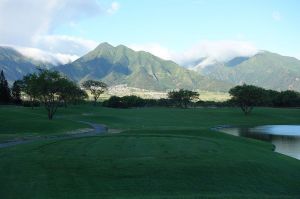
[0,129,300,199]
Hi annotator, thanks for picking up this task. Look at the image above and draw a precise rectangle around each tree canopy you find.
[229,84,265,115]
[21,70,86,119]
[168,89,199,108]
[82,80,108,105]
[11,80,22,104]
[0,70,11,103]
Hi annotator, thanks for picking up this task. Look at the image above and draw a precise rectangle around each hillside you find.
[56,43,232,91]
[0,46,52,83]
[196,51,300,91]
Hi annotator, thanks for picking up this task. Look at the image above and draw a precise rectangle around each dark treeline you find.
[228,84,300,114]
[0,70,88,119]
[1,69,300,117]
[102,95,233,109]
[103,85,300,110]
[103,89,200,108]
[103,95,171,108]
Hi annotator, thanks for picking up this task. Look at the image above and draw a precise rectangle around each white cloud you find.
[129,43,174,60]
[179,40,258,65]
[129,40,259,67]
[107,2,120,14]
[33,35,98,55]
[292,53,300,60]
[190,57,217,70]
[0,0,119,57]
[4,35,99,65]
[14,46,79,65]
[272,11,282,21]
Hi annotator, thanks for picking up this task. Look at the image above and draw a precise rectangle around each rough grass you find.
[0,105,300,199]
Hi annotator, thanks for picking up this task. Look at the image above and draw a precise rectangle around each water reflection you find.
[218,125,300,160]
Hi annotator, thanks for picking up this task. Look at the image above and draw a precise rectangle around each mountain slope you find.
[56,43,232,91]
[196,52,300,91]
[0,46,52,83]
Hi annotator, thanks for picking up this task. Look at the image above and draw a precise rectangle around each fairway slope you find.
[1,106,300,199]
[0,129,300,199]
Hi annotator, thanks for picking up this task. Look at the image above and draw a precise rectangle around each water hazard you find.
[217,125,300,160]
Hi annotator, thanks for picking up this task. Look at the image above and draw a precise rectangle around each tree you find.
[70,87,88,105]
[0,70,11,103]
[58,80,87,107]
[11,80,22,105]
[20,73,39,109]
[273,90,300,107]
[36,70,64,119]
[21,70,81,120]
[229,84,265,115]
[103,95,146,108]
[168,89,199,108]
[82,80,108,105]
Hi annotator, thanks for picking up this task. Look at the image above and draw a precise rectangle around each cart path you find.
[0,121,108,149]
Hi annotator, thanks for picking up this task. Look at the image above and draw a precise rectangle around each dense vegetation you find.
[21,70,87,119]
[229,84,300,114]
[0,70,11,103]
[103,90,199,108]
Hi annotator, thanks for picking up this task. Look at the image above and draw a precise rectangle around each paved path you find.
[0,121,108,149]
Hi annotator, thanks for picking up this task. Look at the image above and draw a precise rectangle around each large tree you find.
[0,70,11,103]
[168,89,199,108]
[11,80,22,105]
[82,80,108,105]
[20,73,39,108]
[21,70,82,120]
[58,79,87,107]
[229,84,265,115]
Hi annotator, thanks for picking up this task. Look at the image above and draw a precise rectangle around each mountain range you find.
[1,43,300,92]
[55,43,231,91]
[0,46,54,82]
[191,51,300,91]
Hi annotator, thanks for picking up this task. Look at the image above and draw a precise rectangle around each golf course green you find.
[0,105,300,199]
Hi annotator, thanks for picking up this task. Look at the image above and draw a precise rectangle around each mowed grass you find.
[65,106,300,130]
[0,106,89,142]
[0,105,300,198]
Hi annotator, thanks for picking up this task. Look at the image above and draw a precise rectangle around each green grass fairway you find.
[0,106,89,142]
[0,105,300,198]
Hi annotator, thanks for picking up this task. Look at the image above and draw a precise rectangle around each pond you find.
[217,125,300,160]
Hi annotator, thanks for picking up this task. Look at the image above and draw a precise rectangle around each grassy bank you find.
[0,105,300,198]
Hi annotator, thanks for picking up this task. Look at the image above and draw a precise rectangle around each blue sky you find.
[59,0,300,52]
[0,0,299,64]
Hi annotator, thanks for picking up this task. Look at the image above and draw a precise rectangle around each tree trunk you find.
[48,110,53,120]
[93,97,97,106]
[241,105,253,115]
[30,97,34,109]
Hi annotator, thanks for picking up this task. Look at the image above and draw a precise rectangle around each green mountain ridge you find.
[1,43,300,92]
[56,43,232,91]
[198,51,300,91]
[0,46,54,84]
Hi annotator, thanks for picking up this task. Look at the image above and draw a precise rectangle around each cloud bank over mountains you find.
[14,46,79,65]
[12,39,260,66]
[0,0,259,66]
[0,0,117,64]
[130,40,259,67]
